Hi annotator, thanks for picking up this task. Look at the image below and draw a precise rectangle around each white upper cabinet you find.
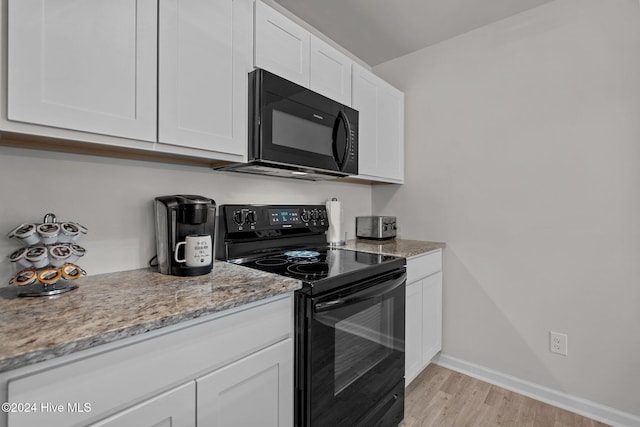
[352,64,405,183]
[5,0,251,160]
[253,2,406,183]
[254,1,310,87]
[158,0,252,156]
[7,0,158,142]
[353,67,379,178]
[254,1,353,105]
[310,36,352,106]
[377,84,404,181]
[5,0,403,181]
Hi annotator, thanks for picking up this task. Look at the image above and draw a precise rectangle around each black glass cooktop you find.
[233,247,405,294]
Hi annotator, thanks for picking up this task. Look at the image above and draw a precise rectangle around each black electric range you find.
[216,204,406,427]
[215,204,404,294]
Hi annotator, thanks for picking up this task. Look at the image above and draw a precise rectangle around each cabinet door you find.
[310,36,352,106]
[7,0,157,142]
[352,65,404,183]
[377,85,404,182]
[90,382,195,427]
[255,1,310,87]
[405,280,423,386]
[422,272,443,363]
[197,339,293,427]
[158,0,252,155]
[352,66,379,177]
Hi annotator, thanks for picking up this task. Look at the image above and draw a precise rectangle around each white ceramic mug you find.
[174,234,212,267]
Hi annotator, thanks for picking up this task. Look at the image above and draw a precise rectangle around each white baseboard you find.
[433,353,640,427]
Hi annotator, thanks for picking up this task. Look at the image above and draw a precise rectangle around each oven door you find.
[296,269,406,427]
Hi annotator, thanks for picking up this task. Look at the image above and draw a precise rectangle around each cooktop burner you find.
[286,261,329,280]
[283,250,320,258]
[255,256,289,266]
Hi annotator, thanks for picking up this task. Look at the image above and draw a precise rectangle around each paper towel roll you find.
[326,198,345,245]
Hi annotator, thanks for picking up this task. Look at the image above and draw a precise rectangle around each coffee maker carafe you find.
[154,195,216,276]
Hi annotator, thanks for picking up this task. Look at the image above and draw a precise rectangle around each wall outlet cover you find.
[550,331,568,356]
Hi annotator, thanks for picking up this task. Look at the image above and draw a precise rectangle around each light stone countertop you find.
[0,261,301,373]
[0,238,443,373]
[343,238,445,258]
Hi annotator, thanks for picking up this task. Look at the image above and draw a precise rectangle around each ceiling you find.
[273,0,556,66]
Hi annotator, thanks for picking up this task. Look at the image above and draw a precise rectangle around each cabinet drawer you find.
[406,250,442,283]
[7,295,292,427]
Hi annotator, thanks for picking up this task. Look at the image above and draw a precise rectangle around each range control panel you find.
[221,205,328,232]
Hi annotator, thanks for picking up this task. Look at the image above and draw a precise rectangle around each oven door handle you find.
[313,273,406,313]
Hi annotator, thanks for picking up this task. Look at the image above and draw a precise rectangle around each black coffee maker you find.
[154,195,216,276]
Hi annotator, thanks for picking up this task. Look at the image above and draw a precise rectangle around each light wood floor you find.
[402,364,609,427]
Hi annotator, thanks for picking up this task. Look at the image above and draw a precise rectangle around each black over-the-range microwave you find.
[217,69,358,180]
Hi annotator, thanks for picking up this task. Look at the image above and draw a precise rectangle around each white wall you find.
[0,146,371,279]
[373,0,640,417]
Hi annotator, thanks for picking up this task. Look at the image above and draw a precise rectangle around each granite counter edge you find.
[0,283,300,374]
[344,238,446,258]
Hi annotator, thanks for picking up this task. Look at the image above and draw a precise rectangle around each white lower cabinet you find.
[405,278,424,382]
[197,339,293,427]
[405,250,443,385]
[90,382,195,427]
[1,295,293,427]
[421,272,443,363]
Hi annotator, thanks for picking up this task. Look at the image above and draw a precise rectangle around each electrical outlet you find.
[549,331,568,356]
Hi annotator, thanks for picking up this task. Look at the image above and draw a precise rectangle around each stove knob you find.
[317,209,326,220]
[245,211,256,225]
[301,209,310,222]
[232,210,243,225]
[311,209,319,221]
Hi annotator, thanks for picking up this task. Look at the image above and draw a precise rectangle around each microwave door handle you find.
[313,274,406,313]
[332,111,351,171]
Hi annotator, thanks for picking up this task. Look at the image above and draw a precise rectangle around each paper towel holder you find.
[329,232,347,247]
[326,198,346,246]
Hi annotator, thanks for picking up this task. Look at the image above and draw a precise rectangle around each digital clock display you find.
[268,209,301,225]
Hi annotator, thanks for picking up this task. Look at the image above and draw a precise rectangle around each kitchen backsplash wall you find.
[0,146,372,282]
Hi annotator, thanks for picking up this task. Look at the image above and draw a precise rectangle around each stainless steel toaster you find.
[356,216,397,240]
